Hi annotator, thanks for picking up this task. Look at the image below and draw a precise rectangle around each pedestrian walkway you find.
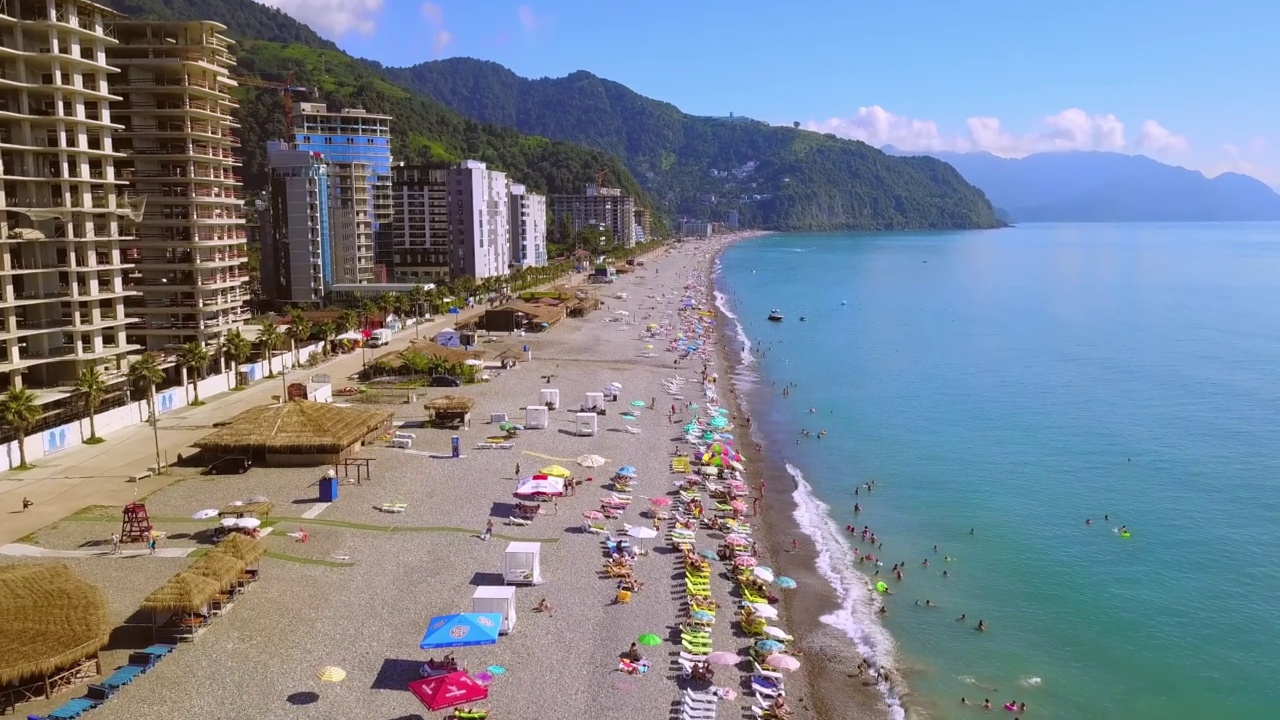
[0,542,194,558]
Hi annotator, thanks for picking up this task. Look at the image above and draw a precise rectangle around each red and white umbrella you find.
[514,475,565,497]
[734,556,758,568]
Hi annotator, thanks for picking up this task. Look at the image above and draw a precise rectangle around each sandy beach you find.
[4,231,899,720]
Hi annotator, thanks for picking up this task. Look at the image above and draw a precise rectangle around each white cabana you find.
[472,585,518,634]
[574,413,598,437]
[504,541,544,585]
[524,406,549,429]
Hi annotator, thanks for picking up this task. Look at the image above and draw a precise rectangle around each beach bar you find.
[0,564,108,710]
[194,401,394,467]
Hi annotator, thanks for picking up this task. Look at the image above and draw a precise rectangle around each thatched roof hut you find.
[208,533,267,566]
[0,563,109,686]
[185,553,245,592]
[423,395,475,414]
[195,400,393,466]
[141,572,220,614]
[373,340,482,370]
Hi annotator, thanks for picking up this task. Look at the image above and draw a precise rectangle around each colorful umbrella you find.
[706,651,742,665]
[636,633,662,646]
[539,465,572,478]
[316,666,347,682]
[775,577,797,589]
[630,400,647,407]
[408,672,488,712]
[616,466,637,476]
[755,639,785,653]
[765,653,801,671]
[734,556,758,568]
[690,610,715,623]
[419,613,502,649]
[583,510,604,520]
[514,476,565,497]
[698,550,719,560]
[649,497,672,507]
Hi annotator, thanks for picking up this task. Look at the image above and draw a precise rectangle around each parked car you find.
[206,456,251,475]
[428,375,462,387]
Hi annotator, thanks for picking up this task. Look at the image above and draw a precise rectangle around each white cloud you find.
[517,5,539,33]
[805,106,1137,158]
[256,0,383,37]
[1136,120,1189,153]
[421,2,453,56]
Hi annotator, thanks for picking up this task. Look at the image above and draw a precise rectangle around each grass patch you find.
[71,505,118,518]
[15,531,40,544]
[190,400,207,406]
[84,436,106,445]
[10,464,36,471]
[230,386,246,392]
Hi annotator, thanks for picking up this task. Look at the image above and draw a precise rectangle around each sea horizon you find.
[714,222,1280,720]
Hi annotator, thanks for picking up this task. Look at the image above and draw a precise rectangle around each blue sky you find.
[260,0,1277,184]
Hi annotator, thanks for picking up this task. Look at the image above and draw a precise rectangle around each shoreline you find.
[706,232,901,720]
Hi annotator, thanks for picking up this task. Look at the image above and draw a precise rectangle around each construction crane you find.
[233,71,308,127]
[595,168,608,189]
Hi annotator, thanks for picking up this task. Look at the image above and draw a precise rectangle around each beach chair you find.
[46,697,101,719]
[614,589,632,604]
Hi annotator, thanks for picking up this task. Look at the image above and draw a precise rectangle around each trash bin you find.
[319,477,338,503]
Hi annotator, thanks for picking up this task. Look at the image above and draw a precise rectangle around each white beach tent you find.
[472,586,518,634]
[503,541,544,585]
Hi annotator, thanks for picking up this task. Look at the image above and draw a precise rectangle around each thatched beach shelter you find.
[185,553,245,592]
[0,563,107,704]
[141,572,219,615]
[423,394,474,429]
[195,400,393,466]
[208,533,267,569]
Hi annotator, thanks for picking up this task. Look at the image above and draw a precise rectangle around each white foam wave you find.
[787,462,907,720]
[713,289,755,369]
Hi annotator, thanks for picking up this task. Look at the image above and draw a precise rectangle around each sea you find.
[712,222,1280,720]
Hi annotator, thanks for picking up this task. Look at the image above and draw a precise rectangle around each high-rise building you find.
[108,19,248,352]
[0,0,139,390]
[389,163,450,284]
[262,142,329,304]
[508,183,547,268]
[289,103,392,271]
[551,184,638,248]
[448,160,510,279]
[327,161,374,285]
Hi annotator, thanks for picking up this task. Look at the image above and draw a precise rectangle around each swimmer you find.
[922,558,929,567]
[976,619,986,632]
[854,503,862,513]
[879,605,888,616]
[1085,518,1092,525]
[925,599,936,607]
[942,570,949,578]
[933,545,939,553]
[983,699,991,710]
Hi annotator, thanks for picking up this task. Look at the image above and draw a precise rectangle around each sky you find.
[256,0,1279,185]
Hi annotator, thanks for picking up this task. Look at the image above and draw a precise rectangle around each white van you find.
[367,328,393,347]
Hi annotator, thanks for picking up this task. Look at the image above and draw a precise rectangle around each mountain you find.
[376,59,1004,232]
[881,148,1280,222]
[99,1,653,217]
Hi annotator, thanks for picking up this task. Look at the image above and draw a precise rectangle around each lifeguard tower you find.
[120,502,152,543]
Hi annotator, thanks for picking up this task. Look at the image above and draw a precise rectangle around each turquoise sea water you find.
[714,223,1280,720]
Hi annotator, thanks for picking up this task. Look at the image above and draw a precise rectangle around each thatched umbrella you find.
[0,563,108,686]
[194,400,393,457]
[423,395,475,414]
[185,553,246,592]
[208,533,267,566]
[141,572,220,614]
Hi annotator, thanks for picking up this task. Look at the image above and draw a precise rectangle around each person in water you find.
[1085,518,1092,525]
[976,619,987,632]
[955,614,967,622]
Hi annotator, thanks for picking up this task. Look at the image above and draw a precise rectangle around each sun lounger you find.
[752,661,785,680]
[391,437,412,449]
[506,517,531,526]
[474,442,515,450]
[46,697,101,719]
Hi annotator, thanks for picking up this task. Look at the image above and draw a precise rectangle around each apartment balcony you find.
[118,76,229,99]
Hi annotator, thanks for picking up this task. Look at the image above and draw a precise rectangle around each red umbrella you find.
[408,671,488,711]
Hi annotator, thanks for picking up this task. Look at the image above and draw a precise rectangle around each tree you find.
[176,341,212,404]
[408,284,428,318]
[258,321,284,377]
[128,352,165,417]
[316,320,337,354]
[221,329,253,387]
[793,121,800,129]
[358,298,377,330]
[286,317,312,365]
[74,367,108,442]
[401,348,429,376]
[0,387,41,468]
[338,309,360,334]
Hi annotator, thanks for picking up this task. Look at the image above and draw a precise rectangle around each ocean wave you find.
[786,463,906,720]
[713,289,755,370]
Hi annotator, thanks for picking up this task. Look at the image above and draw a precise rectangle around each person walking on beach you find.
[515,462,521,477]
[481,519,494,541]
[148,536,157,555]
[791,538,799,551]
[21,496,33,511]
[110,533,120,555]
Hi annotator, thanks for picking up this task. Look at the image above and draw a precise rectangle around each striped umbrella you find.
[316,666,347,682]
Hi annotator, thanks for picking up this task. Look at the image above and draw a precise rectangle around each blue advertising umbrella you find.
[419,613,502,649]
[617,466,637,477]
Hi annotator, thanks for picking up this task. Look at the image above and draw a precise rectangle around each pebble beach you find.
[5,233,895,720]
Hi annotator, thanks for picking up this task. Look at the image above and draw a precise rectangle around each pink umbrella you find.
[729,500,746,512]
[725,534,751,546]
[734,556,758,568]
[582,510,604,520]
[705,651,742,666]
[649,497,672,507]
[765,653,801,671]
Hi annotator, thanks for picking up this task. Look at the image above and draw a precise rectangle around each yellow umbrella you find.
[317,666,347,682]
[539,465,572,478]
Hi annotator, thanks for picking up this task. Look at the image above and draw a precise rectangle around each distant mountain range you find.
[881,148,1280,222]
[377,59,1004,231]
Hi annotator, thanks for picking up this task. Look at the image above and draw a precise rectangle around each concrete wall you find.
[0,340,331,473]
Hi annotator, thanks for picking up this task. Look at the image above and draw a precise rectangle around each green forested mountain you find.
[98,0,651,212]
[379,59,1004,231]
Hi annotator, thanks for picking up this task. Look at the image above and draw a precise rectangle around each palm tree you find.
[286,317,312,365]
[408,284,428,319]
[128,352,165,418]
[74,366,108,442]
[316,320,337,355]
[258,321,283,377]
[176,341,212,404]
[221,329,252,387]
[358,298,377,331]
[0,387,41,468]
[338,308,360,334]
[402,348,429,376]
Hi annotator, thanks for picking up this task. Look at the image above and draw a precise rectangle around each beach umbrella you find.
[514,476,565,497]
[609,382,623,389]
[762,626,791,640]
[616,466,637,476]
[755,639,785,653]
[219,517,238,527]
[730,500,746,513]
[698,550,718,560]
[724,534,751,545]
[700,466,718,476]
[750,604,779,620]
[577,454,608,468]
[582,510,604,520]
[636,633,662,646]
[705,651,741,666]
[409,672,488,712]
[420,613,502,649]
[690,609,715,623]
[753,567,776,583]
[626,526,658,540]
[765,653,802,671]
[630,400,647,407]
[499,422,518,432]
[775,577,797,589]
[734,556,758,568]
[234,517,261,529]
[316,666,347,682]
[246,495,269,504]
[649,497,672,507]
[192,508,219,520]
[539,465,572,478]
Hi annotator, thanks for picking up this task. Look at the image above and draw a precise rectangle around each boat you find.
[767,309,784,322]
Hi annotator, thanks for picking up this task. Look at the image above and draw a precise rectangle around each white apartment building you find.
[508,182,546,268]
[327,160,375,285]
[448,160,510,279]
[109,19,248,351]
[0,0,138,390]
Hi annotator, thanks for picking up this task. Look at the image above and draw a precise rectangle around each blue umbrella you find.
[419,613,502,649]
[690,609,715,623]
[775,577,797,589]
[755,639,785,652]
[617,466,637,476]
